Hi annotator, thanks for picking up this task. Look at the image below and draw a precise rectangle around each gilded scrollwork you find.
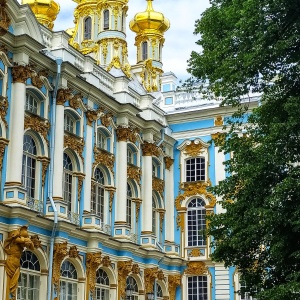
[12,64,33,84]
[211,132,226,147]
[0,0,10,36]
[24,115,50,144]
[86,110,98,126]
[106,187,116,212]
[117,260,133,300]
[214,115,223,126]
[158,209,165,232]
[0,95,8,127]
[176,213,185,232]
[56,88,73,106]
[64,135,84,160]
[168,274,181,300]
[164,156,174,170]
[152,177,164,197]
[52,241,68,291]
[144,267,159,294]
[184,140,204,157]
[133,198,142,222]
[188,248,203,257]
[86,252,102,298]
[69,93,83,110]
[30,234,43,250]
[142,142,160,157]
[184,261,208,276]
[127,165,141,184]
[157,270,165,281]
[37,156,50,186]
[93,146,115,174]
[131,263,140,274]
[101,255,112,268]
[31,69,48,89]
[116,126,139,143]
[68,245,80,259]
[74,173,85,202]
[0,137,9,169]
[100,112,113,128]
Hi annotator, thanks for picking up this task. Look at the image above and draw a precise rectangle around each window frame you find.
[103,9,110,30]
[91,167,105,221]
[60,260,78,300]
[95,268,110,300]
[84,16,92,40]
[25,92,39,115]
[63,153,74,213]
[187,275,208,300]
[185,156,206,182]
[142,41,148,60]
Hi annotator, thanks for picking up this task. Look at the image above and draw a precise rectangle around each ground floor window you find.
[60,260,78,300]
[188,276,208,300]
[95,268,110,299]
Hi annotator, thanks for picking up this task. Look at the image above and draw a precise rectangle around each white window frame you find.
[60,260,78,300]
[95,268,110,300]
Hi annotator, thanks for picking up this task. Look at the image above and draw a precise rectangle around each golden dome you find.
[22,0,60,30]
[129,0,170,35]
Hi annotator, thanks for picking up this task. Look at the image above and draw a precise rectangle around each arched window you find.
[18,251,40,300]
[142,41,148,60]
[188,276,208,300]
[103,10,109,30]
[25,93,38,114]
[97,129,107,150]
[22,135,37,199]
[186,157,205,182]
[64,112,75,134]
[63,153,73,212]
[92,168,105,220]
[84,17,92,40]
[60,260,78,300]
[187,198,206,246]
[126,183,132,227]
[126,276,138,300]
[156,282,163,299]
[95,268,110,299]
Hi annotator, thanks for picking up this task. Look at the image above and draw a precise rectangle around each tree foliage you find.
[187,0,300,299]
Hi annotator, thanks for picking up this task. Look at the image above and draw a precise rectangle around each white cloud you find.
[18,0,210,80]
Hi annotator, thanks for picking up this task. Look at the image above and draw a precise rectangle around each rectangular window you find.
[165,97,173,105]
[162,84,171,92]
[186,157,205,182]
[188,276,208,300]
[126,198,132,227]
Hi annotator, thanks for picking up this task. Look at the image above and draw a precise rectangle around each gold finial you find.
[22,0,60,30]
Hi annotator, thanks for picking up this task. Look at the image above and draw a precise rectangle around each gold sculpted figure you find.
[4,226,34,300]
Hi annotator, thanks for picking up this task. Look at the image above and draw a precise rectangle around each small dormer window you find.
[84,17,92,40]
[142,41,148,60]
[103,10,109,30]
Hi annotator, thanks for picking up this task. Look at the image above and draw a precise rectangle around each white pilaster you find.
[52,104,64,199]
[215,264,230,300]
[165,164,175,242]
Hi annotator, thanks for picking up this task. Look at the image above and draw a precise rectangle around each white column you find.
[52,103,64,199]
[0,260,5,300]
[6,81,26,183]
[141,154,153,233]
[83,117,93,212]
[165,163,174,242]
[115,138,127,223]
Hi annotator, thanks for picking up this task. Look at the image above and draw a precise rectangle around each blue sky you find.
[19,0,210,80]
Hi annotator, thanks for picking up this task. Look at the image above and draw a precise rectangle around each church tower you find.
[68,0,131,77]
[21,0,60,30]
[129,0,170,92]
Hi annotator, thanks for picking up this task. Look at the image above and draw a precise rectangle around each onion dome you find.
[129,0,170,35]
[21,0,60,30]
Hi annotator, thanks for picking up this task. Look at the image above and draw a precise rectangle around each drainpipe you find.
[156,128,165,147]
[47,58,63,300]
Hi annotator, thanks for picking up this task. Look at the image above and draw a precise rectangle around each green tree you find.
[187,0,300,299]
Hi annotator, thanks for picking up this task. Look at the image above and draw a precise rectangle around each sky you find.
[18,0,211,80]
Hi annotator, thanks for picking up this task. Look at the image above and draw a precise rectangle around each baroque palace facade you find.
[0,0,258,300]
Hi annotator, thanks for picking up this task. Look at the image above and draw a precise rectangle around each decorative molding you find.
[175,181,216,230]
[86,252,102,298]
[177,138,210,157]
[74,172,85,202]
[116,126,139,143]
[184,261,208,276]
[101,112,113,128]
[131,263,140,274]
[152,177,164,197]
[86,110,98,126]
[4,226,34,300]
[106,187,116,212]
[56,88,73,106]
[188,248,204,257]
[117,260,133,300]
[168,274,181,300]
[93,146,115,174]
[37,156,50,186]
[12,64,33,84]
[52,241,68,291]
[144,267,158,294]
[31,69,48,89]
[0,1,10,36]
[0,96,8,127]
[158,209,165,232]
[101,256,112,268]
[24,115,50,144]
[211,132,226,147]
[64,135,84,160]
[127,165,141,184]
[157,270,165,281]
[133,198,142,222]
[68,245,80,259]
[0,137,9,169]
[142,142,160,157]
[164,156,174,170]
[30,234,43,250]
[214,115,223,126]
